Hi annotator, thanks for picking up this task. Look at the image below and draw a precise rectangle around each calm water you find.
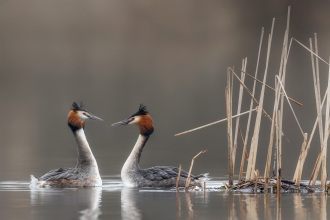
[0,176,328,220]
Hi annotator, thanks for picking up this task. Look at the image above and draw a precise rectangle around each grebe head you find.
[68,102,103,131]
[112,104,154,136]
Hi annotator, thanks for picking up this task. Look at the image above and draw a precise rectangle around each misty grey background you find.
[1,1,330,183]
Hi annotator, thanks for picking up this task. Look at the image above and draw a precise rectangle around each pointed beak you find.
[89,114,103,121]
[111,118,132,126]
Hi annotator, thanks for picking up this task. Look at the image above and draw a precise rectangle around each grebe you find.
[112,104,207,187]
[30,102,103,188]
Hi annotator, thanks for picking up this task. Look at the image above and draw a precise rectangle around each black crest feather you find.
[71,102,88,112]
[130,104,149,117]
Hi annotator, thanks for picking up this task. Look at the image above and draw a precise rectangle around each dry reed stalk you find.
[292,38,329,65]
[264,75,282,183]
[308,87,328,185]
[238,126,248,182]
[311,61,330,187]
[310,152,322,185]
[314,35,325,187]
[293,133,308,185]
[278,30,290,188]
[276,75,305,137]
[277,7,291,177]
[276,110,282,193]
[233,58,247,171]
[246,18,275,180]
[320,57,330,188]
[176,164,182,189]
[174,108,257,137]
[264,9,290,184]
[184,150,207,188]
[229,68,277,125]
[296,133,308,185]
[233,66,303,107]
[254,169,259,191]
[226,67,234,186]
[298,37,322,186]
[310,38,324,144]
[314,34,322,125]
[230,67,290,180]
[242,27,264,183]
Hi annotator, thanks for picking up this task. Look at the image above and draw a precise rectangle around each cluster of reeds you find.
[222,178,321,193]
[175,6,330,192]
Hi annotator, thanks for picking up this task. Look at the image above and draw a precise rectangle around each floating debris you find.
[219,178,323,193]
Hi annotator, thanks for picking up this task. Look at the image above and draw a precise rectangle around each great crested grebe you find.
[29,102,103,188]
[112,104,207,187]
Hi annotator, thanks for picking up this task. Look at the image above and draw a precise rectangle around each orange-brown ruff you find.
[137,115,154,136]
[112,104,208,187]
[29,102,102,188]
[68,110,85,129]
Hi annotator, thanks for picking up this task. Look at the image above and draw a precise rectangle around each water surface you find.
[0,176,328,220]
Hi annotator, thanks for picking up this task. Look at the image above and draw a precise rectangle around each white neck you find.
[121,134,149,186]
[74,128,100,175]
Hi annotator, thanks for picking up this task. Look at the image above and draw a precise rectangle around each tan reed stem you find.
[321,57,330,188]
[246,18,275,180]
[226,67,234,186]
[276,75,305,137]
[293,133,308,185]
[238,126,248,182]
[233,66,303,107]
[233,58,247,171]
[174,108,256,137]
[176,164,182,189]
[292,38,329,65]
[185,150,207,188]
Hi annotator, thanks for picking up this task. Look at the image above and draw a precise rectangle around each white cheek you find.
[130,116,141,124]
[77,112,89,120]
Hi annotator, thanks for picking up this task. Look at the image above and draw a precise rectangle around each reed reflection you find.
[30,187,102,220]
[319,193,326,220]
[176,190,181,218]
[222,191,328,220]
[224,192,264,220]
[184,190,194,219]
[293,193,306,219]
[264,194,272,220]
[276,193,281,220]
